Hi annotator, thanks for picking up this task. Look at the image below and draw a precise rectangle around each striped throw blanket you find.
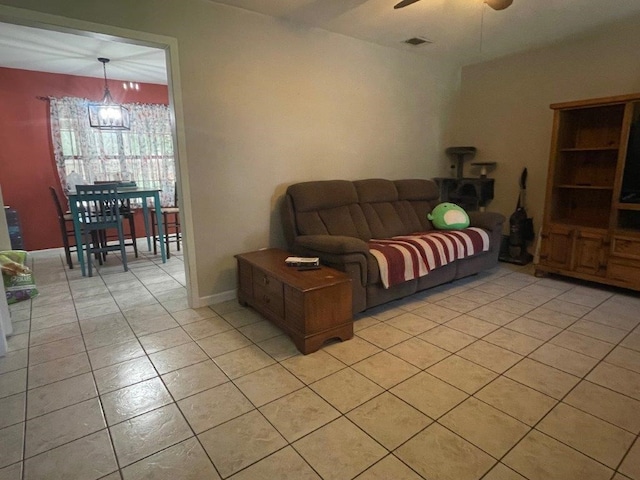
[369,227,490,289]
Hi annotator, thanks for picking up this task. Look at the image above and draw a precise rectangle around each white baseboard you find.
[196,289,237,308]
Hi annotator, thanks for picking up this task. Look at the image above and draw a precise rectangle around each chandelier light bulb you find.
[122,81,141,91]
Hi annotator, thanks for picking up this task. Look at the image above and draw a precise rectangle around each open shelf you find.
[550,172,613,229]
[560,147,619,152]
[556,185,614,190]
[557,104,625,150]
[617,210,640,230]
[554,148,618,188]
[552,218,610,229]
[616,203,640,211]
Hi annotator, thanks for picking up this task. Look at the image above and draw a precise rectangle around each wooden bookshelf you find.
[537,93,640,290]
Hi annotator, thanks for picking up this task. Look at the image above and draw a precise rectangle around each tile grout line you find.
[357,272,639,479]
[15,247,189,479]
[6,253,639,480]
[95,250,222,480]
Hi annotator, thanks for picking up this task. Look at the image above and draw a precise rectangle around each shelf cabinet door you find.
[539,225,574,270]
[573,231,608,276]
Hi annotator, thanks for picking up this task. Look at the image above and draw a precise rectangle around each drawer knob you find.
[263,276,270,285]
[263,295,270,304]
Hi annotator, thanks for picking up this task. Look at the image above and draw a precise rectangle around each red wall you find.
[0,67,169,251]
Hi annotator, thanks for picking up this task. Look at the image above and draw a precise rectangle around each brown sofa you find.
[281,178,505,314]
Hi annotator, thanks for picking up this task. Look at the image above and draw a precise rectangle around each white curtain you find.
[49,96,176,206]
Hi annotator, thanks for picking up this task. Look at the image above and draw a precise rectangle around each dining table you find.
[68,187,167,276]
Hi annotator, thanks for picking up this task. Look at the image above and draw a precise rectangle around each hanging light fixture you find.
[484,0,513,10]
[88,57,130,130]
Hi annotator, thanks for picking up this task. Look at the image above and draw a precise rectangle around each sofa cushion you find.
[287,180,372,240]
[355,179,434,239]
[395,179,441,232]
[288,180,357,211]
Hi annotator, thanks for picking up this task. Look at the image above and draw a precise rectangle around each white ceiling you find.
[215,0,640,64]
[0,22,168,84]
[1,0,640,83]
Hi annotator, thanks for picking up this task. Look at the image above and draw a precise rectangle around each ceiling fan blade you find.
[394,0,422,9]
[485,0,513,10]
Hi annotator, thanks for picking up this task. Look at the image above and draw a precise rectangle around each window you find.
[50,96,176,206]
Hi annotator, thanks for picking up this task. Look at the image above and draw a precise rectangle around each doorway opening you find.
[0,11,195,305]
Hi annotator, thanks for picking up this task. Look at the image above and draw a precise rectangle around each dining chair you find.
[49,186,76,269]
[93,181,138,258]
[74,184,128,277]
[151,183,181,259]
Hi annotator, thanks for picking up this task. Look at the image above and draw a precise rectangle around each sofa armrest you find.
[294,235,369,255]
[291,235,370,294]
[468,211,505,231]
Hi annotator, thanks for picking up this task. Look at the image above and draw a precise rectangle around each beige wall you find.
[0,0,459,305]
[452,15,640,236]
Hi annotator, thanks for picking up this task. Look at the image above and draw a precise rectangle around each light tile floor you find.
[1,245,640,480]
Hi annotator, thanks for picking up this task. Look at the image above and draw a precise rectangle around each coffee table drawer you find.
[253,268,284,318]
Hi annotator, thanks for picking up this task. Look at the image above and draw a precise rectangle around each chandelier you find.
[87,57,130,130]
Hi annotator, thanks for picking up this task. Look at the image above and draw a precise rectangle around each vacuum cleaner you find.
[499,168,534,265]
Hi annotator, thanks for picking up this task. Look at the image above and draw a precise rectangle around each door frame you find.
[0,4,199,307]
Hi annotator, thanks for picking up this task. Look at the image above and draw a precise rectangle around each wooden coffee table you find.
[235,248,353,354]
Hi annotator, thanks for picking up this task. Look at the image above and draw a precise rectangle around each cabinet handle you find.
[263,295,270,304]
[263,276,270,286]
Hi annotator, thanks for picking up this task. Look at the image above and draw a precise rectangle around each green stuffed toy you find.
[428,202,470,230]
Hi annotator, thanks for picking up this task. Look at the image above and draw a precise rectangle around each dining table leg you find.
[141,201,152,252]
[69,200,86,276]
[152,191,167,262]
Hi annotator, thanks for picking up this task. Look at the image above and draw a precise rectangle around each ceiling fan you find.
[394,0,513,10]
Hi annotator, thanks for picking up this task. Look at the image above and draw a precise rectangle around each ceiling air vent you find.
[403,37,432,46]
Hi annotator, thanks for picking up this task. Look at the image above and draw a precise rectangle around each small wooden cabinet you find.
[537,93,640,291]
[236,248,353,354]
